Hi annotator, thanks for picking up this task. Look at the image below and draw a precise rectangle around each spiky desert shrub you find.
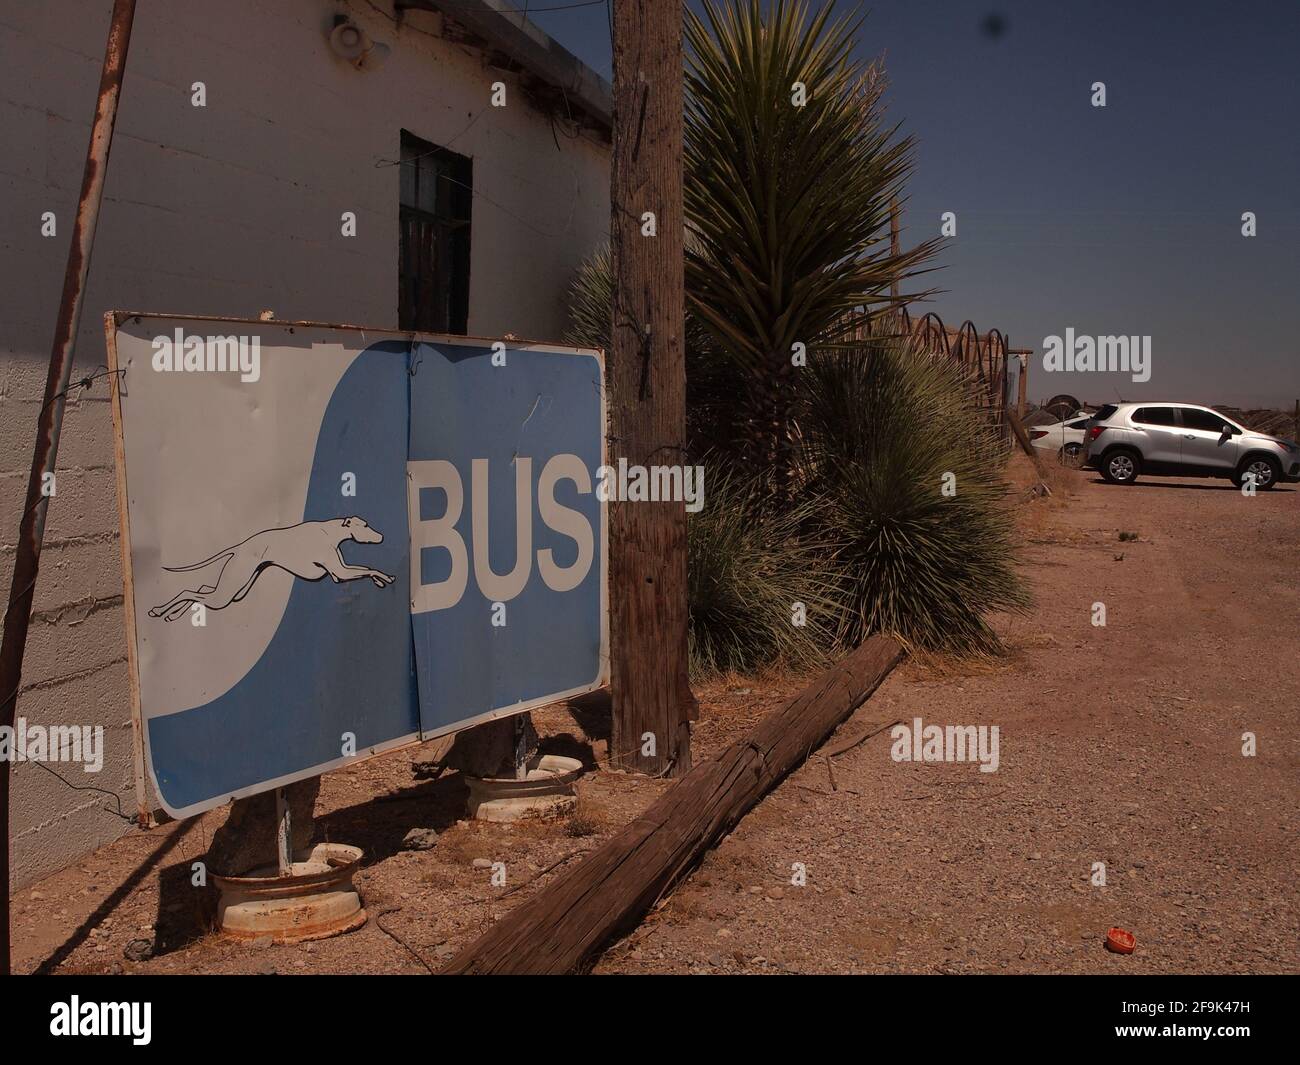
[564,244,614,353]
[796,335,1029,654]
[687,468,843,676]
[564,0,1024,672]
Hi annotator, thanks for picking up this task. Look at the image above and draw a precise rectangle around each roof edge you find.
[398,0,612,134]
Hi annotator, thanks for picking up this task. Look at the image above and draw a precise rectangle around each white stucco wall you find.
[0,0,610,888]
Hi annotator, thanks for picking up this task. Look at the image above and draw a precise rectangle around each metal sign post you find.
[275,789,293,876]
[513,716,529,781]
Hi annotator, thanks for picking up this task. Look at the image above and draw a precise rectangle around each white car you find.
[1028,412,1091,466]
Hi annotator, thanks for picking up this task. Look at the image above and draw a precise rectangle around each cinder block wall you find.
[0,0,610,888]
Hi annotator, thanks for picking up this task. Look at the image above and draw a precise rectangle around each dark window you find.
[1181,408,1231,434]
[1133,407,1179,427]
[1066,418,1090,429]
[399,130,471,334]
[1093,404,1118,423]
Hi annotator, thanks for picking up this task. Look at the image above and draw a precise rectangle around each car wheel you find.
[1059,442,1084,469]
[1100,449,1140,484]
[1234,455,1281,491]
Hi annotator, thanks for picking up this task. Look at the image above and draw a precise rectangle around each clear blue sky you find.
[529,0,1298,409]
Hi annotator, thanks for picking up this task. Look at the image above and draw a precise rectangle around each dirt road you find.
[12,458,1298,974]
[596,462,1300,973]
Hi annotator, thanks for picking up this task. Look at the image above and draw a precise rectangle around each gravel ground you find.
[596,459,1300,974]
[11,455,1298,975]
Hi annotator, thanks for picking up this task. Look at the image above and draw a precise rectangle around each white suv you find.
[1083,402,1300,489]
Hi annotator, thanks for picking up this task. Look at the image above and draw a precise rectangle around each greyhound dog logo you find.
[149,517,396,623]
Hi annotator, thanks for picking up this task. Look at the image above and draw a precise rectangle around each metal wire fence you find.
[847,307,1014,437]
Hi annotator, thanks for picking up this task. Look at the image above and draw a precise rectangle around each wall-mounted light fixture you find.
[328,15,390,71]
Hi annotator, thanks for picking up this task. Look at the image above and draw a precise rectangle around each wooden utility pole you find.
[607,0,692,776]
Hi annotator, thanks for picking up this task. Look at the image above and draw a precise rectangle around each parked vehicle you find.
[1083,402,1300,488]
[1028,412,1092,467]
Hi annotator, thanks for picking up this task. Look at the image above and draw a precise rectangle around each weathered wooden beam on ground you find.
[442,635,905,974]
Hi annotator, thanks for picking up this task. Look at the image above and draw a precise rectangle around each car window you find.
[1181,408,1231,433]
[1093,404,1118,422]
[1066,418,1090,429]
[1132,407,1179,427]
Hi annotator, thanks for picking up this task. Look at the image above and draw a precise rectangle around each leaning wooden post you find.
[607,0,693,776]
[1005,405,1052,495]
[0,0,138,977]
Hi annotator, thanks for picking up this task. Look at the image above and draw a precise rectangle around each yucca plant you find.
[564,244,614,353]
[565,0,1024,670]
[795,334,1029,654]
[687,466,844,676]
[685,0,938,490]
[565,244,741,457]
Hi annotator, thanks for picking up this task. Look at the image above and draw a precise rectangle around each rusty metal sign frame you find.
[106,310,609,826]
